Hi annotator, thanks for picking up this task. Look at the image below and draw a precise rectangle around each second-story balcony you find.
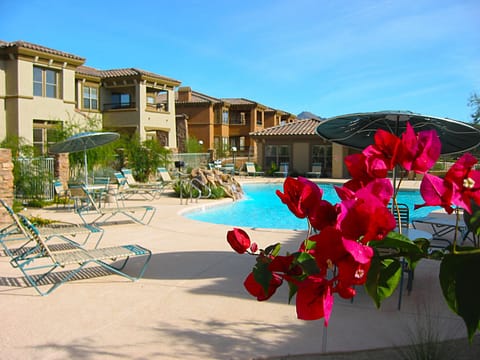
[103,102,137,111]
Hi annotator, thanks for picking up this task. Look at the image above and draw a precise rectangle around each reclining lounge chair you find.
[75,185,156,226]
[0,208,151,296]
[0,199,104,248]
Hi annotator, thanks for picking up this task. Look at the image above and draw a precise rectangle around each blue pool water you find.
[184,183,438,230]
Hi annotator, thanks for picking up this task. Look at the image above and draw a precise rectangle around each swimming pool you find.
[184,183,438,230]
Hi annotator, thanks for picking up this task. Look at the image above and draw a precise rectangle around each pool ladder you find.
[180,177,211,204]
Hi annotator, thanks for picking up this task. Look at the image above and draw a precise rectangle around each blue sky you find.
[2,0,479,122]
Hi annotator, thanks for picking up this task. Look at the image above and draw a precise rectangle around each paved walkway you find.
[1,178,478,359]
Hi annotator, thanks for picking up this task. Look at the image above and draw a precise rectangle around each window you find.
[111,93,131,109]
[265,145,290,168]
[33,120,62,155]
[33,66,59,98]
[83,86,98,110]
[222,110,229,124]
[230,136,246,151]
[256,110,263,126]
[312,145,332,176]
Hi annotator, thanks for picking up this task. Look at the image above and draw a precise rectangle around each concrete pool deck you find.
[1,177,479,359]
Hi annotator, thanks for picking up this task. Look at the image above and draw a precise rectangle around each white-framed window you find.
[33,66,59,98]
[83,86,98,110]
[33,120,62,155]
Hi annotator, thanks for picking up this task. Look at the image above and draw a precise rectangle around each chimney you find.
[178,86,192,102]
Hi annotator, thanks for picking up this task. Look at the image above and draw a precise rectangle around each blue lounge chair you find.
[0,208,151,296]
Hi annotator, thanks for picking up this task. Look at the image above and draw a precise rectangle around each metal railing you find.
[15,157,55,201]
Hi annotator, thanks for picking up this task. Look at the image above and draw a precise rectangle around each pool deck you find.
[1,177,479,359]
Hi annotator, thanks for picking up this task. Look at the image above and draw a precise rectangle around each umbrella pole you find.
[84,150,88,185]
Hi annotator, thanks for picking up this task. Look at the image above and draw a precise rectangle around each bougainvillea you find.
[227,122,480,341]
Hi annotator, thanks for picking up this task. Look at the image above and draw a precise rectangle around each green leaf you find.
[287,281,298,304]
[295,252,320,275]
[371,231,428,271]
[464,200,480,237]
[439,253,480,342]
[252,261,272,295]
[264,243,282,257]
[365,256,402,308]
[304,239,316,251]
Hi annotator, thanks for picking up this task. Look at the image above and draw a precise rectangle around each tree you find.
[468,92,480,125]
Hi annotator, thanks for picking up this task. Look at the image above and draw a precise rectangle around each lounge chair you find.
[274,162,289,177]
[74,185,156,226]
[157,167,175,187]
[114,172,162,201]
[0,209,151,296]
[305,163,322,178]
[0,199,104,248]
[120,169,165,200]
[222,164,235,175]
[245,162,264,177]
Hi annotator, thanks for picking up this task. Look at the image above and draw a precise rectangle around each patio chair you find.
[74,185,156,226]
[157,167,175,186]
[305,163,322,178]
[274,162,289,177]
[388,203,415,310]
[53,180,70,208]
[120,169,164,200]
[113,172,162,201]
[245,162,264,177]
[0,199,104,249]
[0,211,151,296]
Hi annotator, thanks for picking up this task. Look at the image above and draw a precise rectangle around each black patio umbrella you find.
[49,132,120,184]
[316,110,480,155]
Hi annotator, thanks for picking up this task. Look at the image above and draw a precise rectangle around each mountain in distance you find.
[297,111,324,120]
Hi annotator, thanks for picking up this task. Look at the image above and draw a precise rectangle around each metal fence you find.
[15,157,55,201]
[170,153,210,170]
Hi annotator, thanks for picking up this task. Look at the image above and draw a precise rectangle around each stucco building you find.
[0,40,181,154]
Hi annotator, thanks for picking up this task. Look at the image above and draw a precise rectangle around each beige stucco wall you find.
[4,58,78,143]
[292,142,310,174]
[0,58,6,141]
[331,143,349,178]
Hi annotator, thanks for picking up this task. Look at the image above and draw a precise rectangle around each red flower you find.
[227,228,251,254]
[399,123,441,173]
[337,194,396,243]
[295,275,334,324]
[276,177,323,219]
[244,272,283,301]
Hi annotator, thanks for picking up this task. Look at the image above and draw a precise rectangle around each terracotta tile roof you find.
[76,66,180,84]
[250,118,322,136]
[0,40,85,61]
[222,97,268,109]
[176,89,224,104]
[99,68,180,83]
[76,65,102,77]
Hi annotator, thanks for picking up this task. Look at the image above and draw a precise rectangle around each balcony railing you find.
[103,102,136,111]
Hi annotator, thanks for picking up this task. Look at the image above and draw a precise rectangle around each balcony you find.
[103,102,137,111]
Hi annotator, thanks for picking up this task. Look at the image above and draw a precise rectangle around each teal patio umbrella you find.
[316,110,480,155]
[49,132,120,184]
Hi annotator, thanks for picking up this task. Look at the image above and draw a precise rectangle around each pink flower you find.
[399,123,441,173]
[276,176,324,219]
[444,153,480,213]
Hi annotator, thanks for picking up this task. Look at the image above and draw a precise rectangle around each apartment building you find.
[0,40,181,155]
[174,86,296,161]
